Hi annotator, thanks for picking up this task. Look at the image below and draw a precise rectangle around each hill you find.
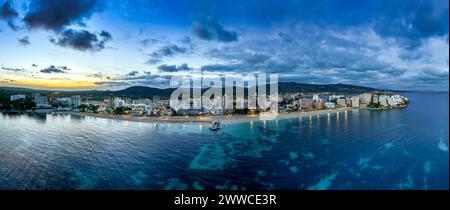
[1,82,395,98]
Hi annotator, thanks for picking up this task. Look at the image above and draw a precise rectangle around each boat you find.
[209,117,221,131]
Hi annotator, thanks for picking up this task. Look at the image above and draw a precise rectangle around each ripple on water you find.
[302,152,314,159]
[424,161,432,175]
[397,174,414,189]
[289,166,298,173]
[131,171,147,185]
[289,152,298,160]
[192,181,204,190]
[438,138,448,152]
[164,178,188,190]
[307,171,338,190]
[189,144,227,171]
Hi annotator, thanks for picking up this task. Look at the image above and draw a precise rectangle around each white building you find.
[71,95,81,108]
[10,94,25,101]
[56,98,71,106]
[32,93,48,106]
[379,95,389,106]
[312,94,320,101]
[386,96,396,106]
[337,98,347,107]
[114,97,126,108]
[392,95,405,104]
[328,94,344,101]
[324,102,336,109]
[351,97,360,108]
[359,93,372,104]
[131,104,148,116]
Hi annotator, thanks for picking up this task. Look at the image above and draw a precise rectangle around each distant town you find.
[1,87,409,122]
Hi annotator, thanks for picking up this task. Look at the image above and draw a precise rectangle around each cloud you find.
[0,1,18,19]
[373,0,449,49]
[99,30,112,41]
[193,18,238,42]
[146,44,187,64]
[18,36,30,46]
[110,72,173,88]
[23,0,99,31]
[87,72,104,78]
[1,66,24,72]
[140,38,160,47]
[127,70,139,76]
[146,58,162,65]
[150,44,187,58]
[49,28,112,51]
[95,81,129,87]
[40,65,69,73]
[199,22,448,90]
[0,1,20,31]
[157,63,191,72]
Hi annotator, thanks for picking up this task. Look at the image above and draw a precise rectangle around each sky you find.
[0,0,448,91]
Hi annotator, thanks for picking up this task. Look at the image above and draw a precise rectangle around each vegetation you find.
[79,104,100,113]
[0,97,36,111]
[113,107,131,115]
[367,102,381,108]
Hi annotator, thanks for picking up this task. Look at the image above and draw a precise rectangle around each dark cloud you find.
[1,66,24,72]
[140,38,160,46]
[99,73,173,88]
[0,1,20,31]
[49,29,112,51]
[374,0,449,49]
[157,63,191,72]
[145,44,187,64]
[146,58,162,65]
[150,44,187,58]
[278,32,293,43]
[193,18,238,42]
[99,30,112,41]
[18,36,30,46]
[87,72,104,78]
[180,36,192,44]
[40,65,68,73]
[95,81,129,86]
[127,70,139,76]
[414,68,449,83]
[244,53,270,64]
[23,0,99,31]
[0,1,18,19]
[6,20,19,31]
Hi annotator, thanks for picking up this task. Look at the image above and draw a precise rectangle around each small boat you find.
[209,117,221,131]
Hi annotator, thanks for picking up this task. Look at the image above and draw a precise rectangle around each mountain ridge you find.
[0,82,403,98]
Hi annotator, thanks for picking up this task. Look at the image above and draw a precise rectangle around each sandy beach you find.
[79,107,357,124]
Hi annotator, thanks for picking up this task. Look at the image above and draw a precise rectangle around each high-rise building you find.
[358,93,372,104]
[71,95,81,108]
[351,97,360,108]
[32,93,48,106]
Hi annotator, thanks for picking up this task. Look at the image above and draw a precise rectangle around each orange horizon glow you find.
[0,75,105,90]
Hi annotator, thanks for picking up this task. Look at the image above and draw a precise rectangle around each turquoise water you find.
[0,93,448,189]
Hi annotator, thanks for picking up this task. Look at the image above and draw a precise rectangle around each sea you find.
[0,93,448,189]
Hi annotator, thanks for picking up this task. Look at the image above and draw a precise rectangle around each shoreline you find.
[78,107,358,124]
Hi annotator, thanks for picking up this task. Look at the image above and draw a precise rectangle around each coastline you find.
[79,107,358,124]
